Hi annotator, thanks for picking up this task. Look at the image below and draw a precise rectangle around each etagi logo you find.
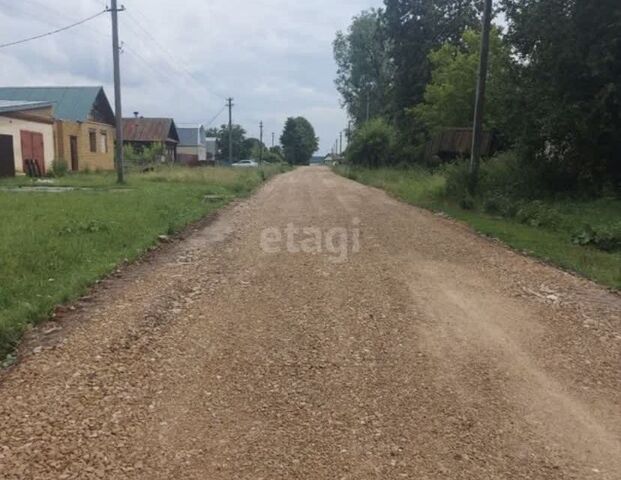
[260,218,361,263]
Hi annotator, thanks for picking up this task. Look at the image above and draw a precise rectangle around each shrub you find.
[478,151,545,200]
[572,223,621,252]
[124,143,165,167]
[346,119,396,167]
[442,160,470,201]
[443,151,552,212]
[515,201,563,229]
[51,158,69,177]
[483,194,519,217]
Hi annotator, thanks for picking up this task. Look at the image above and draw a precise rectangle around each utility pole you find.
[339,131,343,155]
[109,0,125,184]
[226,97,234,164]
[271,132,275,148]
[259,121,264,164]
[468,0,493,194]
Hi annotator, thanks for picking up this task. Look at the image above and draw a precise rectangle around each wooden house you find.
[122,116,179,163]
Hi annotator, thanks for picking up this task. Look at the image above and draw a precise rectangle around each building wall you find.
[178,145,207,161]
[0,113,55,173]
[56,120,115,171]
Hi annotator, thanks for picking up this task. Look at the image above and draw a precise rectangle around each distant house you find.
[0,86,116,172]
[122,116,179,162]
[0,100,55,177]
[177,125,208,165]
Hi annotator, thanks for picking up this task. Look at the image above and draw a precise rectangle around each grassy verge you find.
[336,165,621,290]
[0,164,288,361]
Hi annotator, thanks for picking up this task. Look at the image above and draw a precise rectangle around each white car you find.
[231,159,259,168]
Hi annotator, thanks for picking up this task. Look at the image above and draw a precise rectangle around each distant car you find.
[231,159,258,168]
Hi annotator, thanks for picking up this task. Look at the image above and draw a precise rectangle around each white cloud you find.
[0,0,382,153]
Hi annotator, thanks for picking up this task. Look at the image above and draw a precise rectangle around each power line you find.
[123,9,222,99]
[206,106,227,127]
[0,9,107,48]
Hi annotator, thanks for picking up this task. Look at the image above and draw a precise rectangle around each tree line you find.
[334,0,621,196]
[207,117,318,165]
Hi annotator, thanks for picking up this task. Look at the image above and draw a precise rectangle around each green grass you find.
[0,164,288,360]
[336,165,621,290]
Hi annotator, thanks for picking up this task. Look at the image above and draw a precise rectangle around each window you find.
[100,131,108,153]
[89,130,97,153]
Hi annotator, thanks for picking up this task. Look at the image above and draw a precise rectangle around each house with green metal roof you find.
[0,86,116,172]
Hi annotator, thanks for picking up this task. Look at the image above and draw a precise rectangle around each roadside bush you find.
[483,194,519,218]
[515,201,563,229]
[572,223,621,252]
[444,151,551,212]
[124,143,165,167]
[478,151,545,199]
[346,119,396,167]
[51,158,68,177]
[442,159,470,201]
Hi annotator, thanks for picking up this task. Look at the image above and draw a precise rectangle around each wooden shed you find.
[424,128,496,162]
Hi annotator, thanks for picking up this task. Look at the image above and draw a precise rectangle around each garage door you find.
[0,134,15,177]
[20,130,45,175]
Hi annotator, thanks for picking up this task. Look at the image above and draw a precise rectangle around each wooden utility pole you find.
[468,0,493,194]
[259,121,264,164]
[226,97,234,164]
[109,0,125,183]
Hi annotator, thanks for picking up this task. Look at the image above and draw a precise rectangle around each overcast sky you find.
[0,0,383,154]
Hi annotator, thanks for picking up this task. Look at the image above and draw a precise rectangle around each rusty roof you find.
[122,117,180,143]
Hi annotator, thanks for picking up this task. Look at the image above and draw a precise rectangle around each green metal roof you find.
[0,86,112,122]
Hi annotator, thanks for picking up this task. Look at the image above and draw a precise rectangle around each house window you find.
[100,131,108,153]
[89,130,97,153]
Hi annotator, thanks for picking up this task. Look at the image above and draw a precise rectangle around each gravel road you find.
[1,166,620,479]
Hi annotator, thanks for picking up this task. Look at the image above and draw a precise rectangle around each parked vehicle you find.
[232,159,258,168]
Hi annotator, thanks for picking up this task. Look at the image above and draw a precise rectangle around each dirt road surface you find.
[1,167,620,479]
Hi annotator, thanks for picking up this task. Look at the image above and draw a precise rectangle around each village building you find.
[177,125,209,165]
[0,100,55,177]
[122,116,179,163]
[0,86,116,172]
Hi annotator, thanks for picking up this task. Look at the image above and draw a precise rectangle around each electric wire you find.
[0,9,108,48]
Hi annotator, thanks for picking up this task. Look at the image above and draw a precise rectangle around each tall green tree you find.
[502,0,621,192]
[333,9,393,126]
[412,28,514,135]
[280,117,319,165]
[207,124,247,162]
[383,0,480,130]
